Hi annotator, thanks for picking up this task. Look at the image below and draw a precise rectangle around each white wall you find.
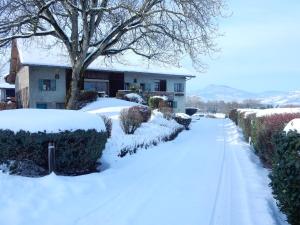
[29,66,66,108]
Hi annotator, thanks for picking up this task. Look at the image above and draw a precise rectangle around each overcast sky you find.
[186,0,300,93]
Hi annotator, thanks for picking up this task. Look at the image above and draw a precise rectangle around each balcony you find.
[116,90,184,101]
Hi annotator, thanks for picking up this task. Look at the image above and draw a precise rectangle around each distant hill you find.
[189,84,300,106]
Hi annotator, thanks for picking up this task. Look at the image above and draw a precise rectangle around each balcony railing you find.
[116,90,184,101]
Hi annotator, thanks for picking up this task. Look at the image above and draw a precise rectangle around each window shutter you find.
[51,80,56,91]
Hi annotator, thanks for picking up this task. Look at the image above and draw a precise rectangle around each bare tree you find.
[0,0,225,109]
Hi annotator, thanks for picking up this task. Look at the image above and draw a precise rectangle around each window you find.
[154,81,160,91]
[145,83,151,91]
[174,83,184,92]
[36,103,47,109]
[39,79,56,91]
[124,83,130,90]
[84,79,109,94]
[173,101,178,109]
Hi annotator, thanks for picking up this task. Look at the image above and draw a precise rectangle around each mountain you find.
[190,84,300,106]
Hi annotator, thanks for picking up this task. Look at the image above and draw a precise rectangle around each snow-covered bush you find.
[130,105,151,122]
[0,109,107,176]
[124,93,145,104]
[100,115,112,138]
[117,110,184,157]
[174,113,192,130]
[120,107,144,134]
[0,129,107,176]
[270,130,300,225]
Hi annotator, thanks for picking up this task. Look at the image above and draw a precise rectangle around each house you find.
[0,64,15,102]
[5,38,195,112]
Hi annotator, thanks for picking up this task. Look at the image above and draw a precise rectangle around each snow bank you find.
[284,119,300,133]
[81,97,140,117]
[0,109,105,133]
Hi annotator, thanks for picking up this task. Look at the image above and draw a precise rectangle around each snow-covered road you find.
[0,119,287,225]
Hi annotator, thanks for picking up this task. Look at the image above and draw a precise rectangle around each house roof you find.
[17,37,196,78]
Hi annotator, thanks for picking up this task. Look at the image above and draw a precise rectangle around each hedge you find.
[270,131,300,225]
[0,129,107,176]
[251,113,300,167]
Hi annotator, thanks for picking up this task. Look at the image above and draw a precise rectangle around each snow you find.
[82,98,182,156]
[0,109,105,133]
[151,95,168,101]
[81,97,140,117]
[17,37,195,77]
[284,118,300,133]
[0,118,287,225]
[255,107,300,117]
[175,113,191,119]
[125,93,144,104]
[237,109,261,118]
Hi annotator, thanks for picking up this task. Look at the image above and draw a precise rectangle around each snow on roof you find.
[284,119,300,133]
[256,108,300,118]
[17,37,195,77]
[0,109,105,133]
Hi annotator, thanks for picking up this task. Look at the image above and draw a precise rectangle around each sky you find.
[186,0,300,93]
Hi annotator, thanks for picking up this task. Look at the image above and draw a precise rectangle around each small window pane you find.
[39,79,56,91]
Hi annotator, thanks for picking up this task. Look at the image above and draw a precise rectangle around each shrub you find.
[185,107,198,116]
[237,111,256,142]
[148,96,167,109]
[76,90,98,109]
[130,105,151,122]
[0,129,107,176]
[100,115,112,138]
[120,107,144,134]
[270,131,300,225]
[174,114,192,130]
[0,102,16,111]
[251,113,300,167]
[124,93,145,104]
[157,101,173,120]
[228,109,238,125]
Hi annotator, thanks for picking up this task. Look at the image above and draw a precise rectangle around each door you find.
[160,80,167,92]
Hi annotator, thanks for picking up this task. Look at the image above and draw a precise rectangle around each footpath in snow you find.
[0,118,287,225]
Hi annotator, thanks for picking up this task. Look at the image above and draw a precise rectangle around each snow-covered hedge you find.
[0,109,107,176]
[107,110,184,157]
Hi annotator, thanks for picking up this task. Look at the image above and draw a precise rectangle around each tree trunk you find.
[66,64,82,109]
